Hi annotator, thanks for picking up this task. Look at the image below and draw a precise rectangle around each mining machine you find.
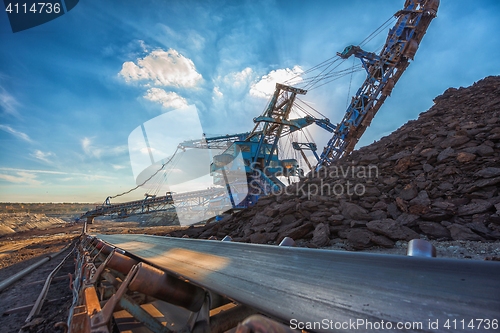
[82,0,439,219]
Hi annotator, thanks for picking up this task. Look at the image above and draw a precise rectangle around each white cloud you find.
[139,146,159,155]
[187,31,206,51]
[0,171,41,185]
[119,48,203,88]
[59,177,75,182]
[138,40,148,53]
[31,150,54,163]
[229,67,253,87]
[81,137,127,159]
[158,24,206,52]
[213,67,255,99]
[81,137,92,154]
[207,67,262,131]
[0,167,68,175]
[0,124,32,142]
[0,86,20,116]
[213,86,223,99]
[0,167,115,184]
[250,66,304,98]
[143,88,188,109]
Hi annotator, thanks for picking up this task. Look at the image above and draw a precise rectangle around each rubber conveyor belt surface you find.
[95,234,500,333]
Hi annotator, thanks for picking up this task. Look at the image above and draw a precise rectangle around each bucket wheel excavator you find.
[82,0,439,220]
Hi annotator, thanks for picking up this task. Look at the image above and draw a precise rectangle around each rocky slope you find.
[170,76,500,250]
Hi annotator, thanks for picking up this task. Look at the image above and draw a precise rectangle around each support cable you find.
[107,147,180,200]
[346,56,355,108]
[284,14,394,92]
[359,15,396,47]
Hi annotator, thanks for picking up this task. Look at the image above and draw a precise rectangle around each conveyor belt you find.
[95,234,500,333]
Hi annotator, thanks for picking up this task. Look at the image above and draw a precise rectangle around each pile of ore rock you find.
[170,76,500,250]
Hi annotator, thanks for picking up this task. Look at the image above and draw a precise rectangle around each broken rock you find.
[366,219,420,241]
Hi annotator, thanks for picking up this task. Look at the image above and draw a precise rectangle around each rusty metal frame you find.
[69,237,217,333]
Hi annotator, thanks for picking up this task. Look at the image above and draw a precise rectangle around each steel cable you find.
[107,147,180,201]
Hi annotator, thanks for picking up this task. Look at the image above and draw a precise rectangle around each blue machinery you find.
[209,0,439,205]
[83,0,439,220]
[209,83,336,208]
[316,0,439,166]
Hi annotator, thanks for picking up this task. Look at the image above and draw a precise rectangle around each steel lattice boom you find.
[316,0,439,168]
[81,188,227,223]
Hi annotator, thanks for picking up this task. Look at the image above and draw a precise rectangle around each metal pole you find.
[0,257,51,293]
[24,246,75,323]
[0,244,70,293]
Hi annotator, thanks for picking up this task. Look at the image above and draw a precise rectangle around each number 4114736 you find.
[5,2,61,14]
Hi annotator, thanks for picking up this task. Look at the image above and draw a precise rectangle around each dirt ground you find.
[0,245,75,333]
[0,220,187,333]
[0,233,78,270]
[0,219,187,270]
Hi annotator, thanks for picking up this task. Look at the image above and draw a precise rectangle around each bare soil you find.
[0,218,186,333]
[0,244,75,333]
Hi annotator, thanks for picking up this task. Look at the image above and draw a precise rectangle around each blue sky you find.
[0,0,499,203]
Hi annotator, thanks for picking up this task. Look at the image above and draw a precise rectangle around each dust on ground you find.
[0,217,186,333]
[0,216,186,270]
